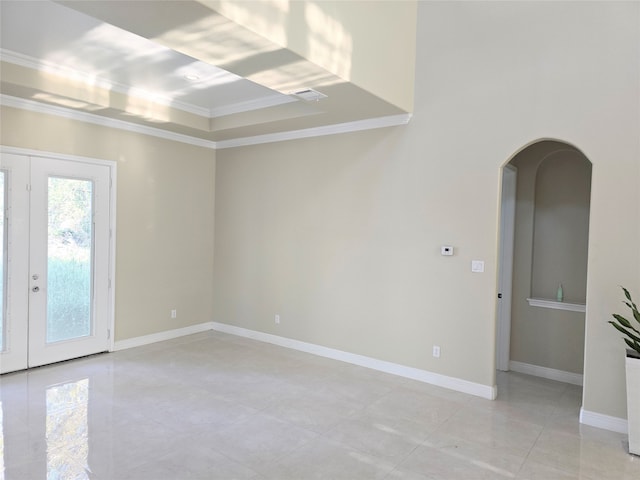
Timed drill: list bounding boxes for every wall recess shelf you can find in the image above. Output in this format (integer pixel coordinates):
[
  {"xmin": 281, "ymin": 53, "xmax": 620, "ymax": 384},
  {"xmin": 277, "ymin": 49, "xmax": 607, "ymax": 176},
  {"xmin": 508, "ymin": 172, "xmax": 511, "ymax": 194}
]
[{"xmin": 526, "ymin": 297, "xmax": 586, "ymax": 313}]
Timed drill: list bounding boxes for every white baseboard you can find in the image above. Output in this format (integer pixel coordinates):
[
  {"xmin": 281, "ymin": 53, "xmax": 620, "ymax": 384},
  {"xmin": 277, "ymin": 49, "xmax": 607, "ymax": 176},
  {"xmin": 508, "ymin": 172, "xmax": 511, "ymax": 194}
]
[
  {"xmin": 112, "ymin": 322, "xmax": 628, "ymax": 435},
  {"xmin": 211, "ymin": 322, "xmax": 497, "ymax": 400},
  {"xmin": 113, "ymin": 322, "xmax": 214, "ymax": 351},
  {"xmin": 509, "ymin": 360, "xmax": 584, "ymax": 386},
  {"xmin": 580, "ymin": 408, "xmax": 628, "ymax": 434}
]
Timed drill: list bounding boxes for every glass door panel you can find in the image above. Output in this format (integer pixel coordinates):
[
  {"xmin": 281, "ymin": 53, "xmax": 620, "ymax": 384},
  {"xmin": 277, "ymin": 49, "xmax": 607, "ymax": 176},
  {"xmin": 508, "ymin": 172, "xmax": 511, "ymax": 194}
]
[
  {"xmin": 47, "ymin": 177, "xmax": 93, "ymax": 343},
  {"xmin": 29, "ymin": 157, "xmax": 110, "ymax": 368}
]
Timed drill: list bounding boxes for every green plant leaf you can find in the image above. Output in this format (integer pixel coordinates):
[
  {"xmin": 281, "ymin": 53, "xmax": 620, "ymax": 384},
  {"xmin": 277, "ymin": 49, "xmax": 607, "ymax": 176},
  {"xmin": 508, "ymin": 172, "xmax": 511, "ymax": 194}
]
[
  {"xmin": 624, "ymin": 338, "xmax": 640, "ymax": 355},
  {"xmin": 609, "ymin": 320, "xmax": 640, "ymax": 343},
  {"xmin": 613, "ymin": 313, "xmax": 633, "ymax": 328},
  {"xmin": 610, "ymin": 288, "xmax": 640, "ymax": 353},
  {"xmin": 624, "ymin": 301, "xmax": 640, "ymax": 320},
  {"xmin": 612, "ymin": 314, "xmax": 640, "ymax": 336}
]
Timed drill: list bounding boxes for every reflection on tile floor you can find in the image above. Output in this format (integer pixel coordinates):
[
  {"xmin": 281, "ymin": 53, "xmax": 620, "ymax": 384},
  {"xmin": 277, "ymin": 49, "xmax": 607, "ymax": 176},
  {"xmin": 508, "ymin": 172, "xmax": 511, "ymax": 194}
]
[{"xmin": 1, "ymin": 331, "xmax": 638, "ymax": 479}]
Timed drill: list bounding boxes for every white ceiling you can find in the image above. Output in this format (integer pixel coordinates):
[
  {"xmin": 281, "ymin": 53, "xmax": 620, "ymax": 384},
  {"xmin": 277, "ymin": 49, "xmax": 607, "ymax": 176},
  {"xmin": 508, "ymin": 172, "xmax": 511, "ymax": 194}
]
[{"xmin": 0, "ymin": 0, "xmax": 410, "ymax": 146}]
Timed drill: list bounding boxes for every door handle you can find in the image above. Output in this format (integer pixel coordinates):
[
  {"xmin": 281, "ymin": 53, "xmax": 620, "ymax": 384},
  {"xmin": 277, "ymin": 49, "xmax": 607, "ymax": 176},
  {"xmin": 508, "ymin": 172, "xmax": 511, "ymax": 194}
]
[{"xmin": 32, "ymin": 286, "xmax": 40, "ymax": 293}]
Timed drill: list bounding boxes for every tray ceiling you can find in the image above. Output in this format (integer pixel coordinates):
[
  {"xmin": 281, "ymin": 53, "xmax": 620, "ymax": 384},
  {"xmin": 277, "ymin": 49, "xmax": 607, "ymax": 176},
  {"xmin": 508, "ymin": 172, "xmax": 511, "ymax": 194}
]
[{"xmin": 1, "ymin": 0, "xmax": 413, "ymax": 145}]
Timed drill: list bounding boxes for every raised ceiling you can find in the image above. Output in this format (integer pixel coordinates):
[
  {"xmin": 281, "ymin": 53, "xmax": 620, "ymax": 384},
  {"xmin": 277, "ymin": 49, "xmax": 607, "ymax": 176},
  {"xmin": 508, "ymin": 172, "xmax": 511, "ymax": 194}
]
[{"xmin": 0, "ymin": 0, "xmax": 416, "ymax": 147}]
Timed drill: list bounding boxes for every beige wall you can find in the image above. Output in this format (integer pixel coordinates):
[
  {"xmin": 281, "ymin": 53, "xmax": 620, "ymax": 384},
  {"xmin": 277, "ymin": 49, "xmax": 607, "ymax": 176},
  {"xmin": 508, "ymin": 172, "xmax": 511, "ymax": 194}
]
[
  {"xmin": 214, "ymin": 1, "xmax": 640, "ymax": 420},
  {"xmin": 510, "ymin": 142, "xmax": 591, "ymax": 375},
  {"xmin": 214, "ymin": 126, "xmax": 498, "ymax": 385},
  {"xmin": 0, "ymin": 106, "xmax": 216, "ymax": 341}
]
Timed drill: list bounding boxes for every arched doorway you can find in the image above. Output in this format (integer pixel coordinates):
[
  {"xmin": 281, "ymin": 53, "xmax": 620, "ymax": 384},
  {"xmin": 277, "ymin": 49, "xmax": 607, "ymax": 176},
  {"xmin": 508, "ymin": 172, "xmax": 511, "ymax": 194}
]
[{"xmin": 496, "ymin": 140, "xmax": 592, "ymax": 386}]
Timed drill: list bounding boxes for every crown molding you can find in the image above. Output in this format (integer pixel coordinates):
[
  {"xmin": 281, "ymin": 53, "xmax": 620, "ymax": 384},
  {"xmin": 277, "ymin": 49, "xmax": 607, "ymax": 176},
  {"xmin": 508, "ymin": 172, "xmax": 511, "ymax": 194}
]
[
  {"xmin": 1, "ymin": 94, "xmax": 218, "ymax": 150},
  {"xmin": 215, "ymin": 113, "xmax": 412, "ymax": 149},
  {"xmin": 2, "ymin": 94, "xmax": 412, "ymax": 150}
]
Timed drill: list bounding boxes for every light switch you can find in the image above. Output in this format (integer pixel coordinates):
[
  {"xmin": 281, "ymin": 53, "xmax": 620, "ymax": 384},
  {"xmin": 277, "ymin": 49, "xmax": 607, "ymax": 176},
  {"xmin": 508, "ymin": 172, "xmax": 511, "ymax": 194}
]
[{"xmin": 471, "ymin": 260, "xmax": 485, "ymax": 273}]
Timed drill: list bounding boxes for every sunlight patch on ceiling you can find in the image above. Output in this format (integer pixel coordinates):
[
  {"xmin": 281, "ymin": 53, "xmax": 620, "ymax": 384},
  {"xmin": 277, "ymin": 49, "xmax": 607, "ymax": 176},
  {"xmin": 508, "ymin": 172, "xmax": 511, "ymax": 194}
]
[
  {"xmin": 32, "ymin": 92, "xmax": 103, "ymax": 111},
  {"xmin": 253, "ymin": 58, "xmax": 337, "ymax": 94},
  {"xmin": 121, "ymin": 96, "xmax": 171, "ymax": 124},
  {"xmin": 304, "ymin": 2, "xmax": 352, "ymax": 82},
  {"xmin": 154, "ymin": 12, "xmax": 278, "ymax": 70},
  {"xmin": 31, "ymin": 63, "xmax": 111, "ymax": 111},
  {"xmin": 44, "ymin": 22, "xmax": 171, "ymax": 76},
  {"xmin": 200, "ymin": 0, "xmax": 290, "ymax": 48},
  {"xmin": 41, "ymin": 21, "xmax": 241, "ymax": 103}
]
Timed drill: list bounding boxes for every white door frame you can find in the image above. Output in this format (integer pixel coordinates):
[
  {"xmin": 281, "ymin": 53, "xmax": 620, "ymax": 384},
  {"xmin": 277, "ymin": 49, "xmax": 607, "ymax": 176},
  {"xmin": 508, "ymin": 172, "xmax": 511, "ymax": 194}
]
[
  {"xmin": 0, "ymin": 146, "xmax": 116, "ymax": 372},
  {"xmin": 0, "ymin": 153, "xmax": 30, "ymax": 373},
  {"xmin": 496, "ymin": 164, "xmax": 517, "ymax": 371}
]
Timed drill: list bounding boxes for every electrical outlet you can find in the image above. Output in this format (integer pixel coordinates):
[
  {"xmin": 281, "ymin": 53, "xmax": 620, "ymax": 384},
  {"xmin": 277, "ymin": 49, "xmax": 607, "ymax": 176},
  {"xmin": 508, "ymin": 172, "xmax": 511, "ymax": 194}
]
[
  {"xmin": 171, "ymin": 309, "xmax": 177, "ymax": 319},
  {"xmin": 275, "ymin": 314, "xmax": 280, "ymax": 324},
  {"xmin": 433, "ymin": 345, "xmax": 441, "ymax": 358},
  {"xmin": 471, "ymin": 260, "xmax": 485, "ymax": 273}
]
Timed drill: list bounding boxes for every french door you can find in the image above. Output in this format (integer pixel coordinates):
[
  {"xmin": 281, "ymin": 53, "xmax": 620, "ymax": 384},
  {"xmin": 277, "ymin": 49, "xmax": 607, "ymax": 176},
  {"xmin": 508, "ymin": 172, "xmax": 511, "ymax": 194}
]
[{"xmin": 1, "ymin": 151, "xmax": 113, "ymax": 373}]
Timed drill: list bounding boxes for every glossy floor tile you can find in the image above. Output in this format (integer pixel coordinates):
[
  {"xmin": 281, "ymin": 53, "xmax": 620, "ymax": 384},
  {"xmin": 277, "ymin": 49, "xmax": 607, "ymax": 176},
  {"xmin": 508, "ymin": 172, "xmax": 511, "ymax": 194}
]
[{"xmin": 1, "ymin": 331, "xmax": 638, "ymax": 479}]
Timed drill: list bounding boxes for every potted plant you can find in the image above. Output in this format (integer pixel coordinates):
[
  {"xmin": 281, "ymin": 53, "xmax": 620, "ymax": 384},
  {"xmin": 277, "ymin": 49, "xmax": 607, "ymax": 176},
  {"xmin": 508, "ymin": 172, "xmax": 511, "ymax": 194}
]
[{"xmin": 609, "ymin": 286, "xmax": 640, "ymax": 456}]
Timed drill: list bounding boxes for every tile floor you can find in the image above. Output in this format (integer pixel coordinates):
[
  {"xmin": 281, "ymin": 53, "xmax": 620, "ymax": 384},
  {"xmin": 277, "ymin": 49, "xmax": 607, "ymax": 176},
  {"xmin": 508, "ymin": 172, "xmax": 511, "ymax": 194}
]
[{"xmin": 1, "ymin": 331, "xmax": 638, "ymax": 479}]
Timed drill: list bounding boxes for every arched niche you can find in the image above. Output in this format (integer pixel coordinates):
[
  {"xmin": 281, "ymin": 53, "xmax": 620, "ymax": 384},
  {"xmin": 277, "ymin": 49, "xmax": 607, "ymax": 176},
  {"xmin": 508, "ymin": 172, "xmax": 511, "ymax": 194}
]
[{"xmin": 531, "ymin": 149, "xmax": 592, "ymax": 303}]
